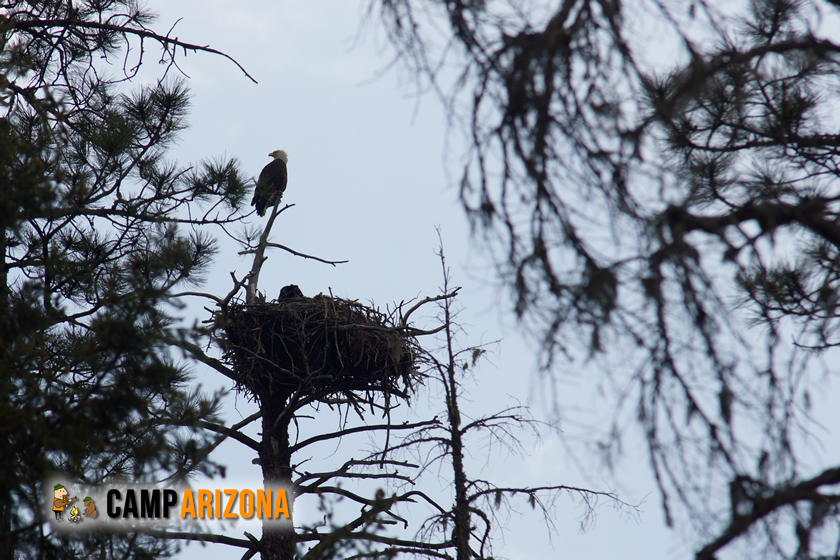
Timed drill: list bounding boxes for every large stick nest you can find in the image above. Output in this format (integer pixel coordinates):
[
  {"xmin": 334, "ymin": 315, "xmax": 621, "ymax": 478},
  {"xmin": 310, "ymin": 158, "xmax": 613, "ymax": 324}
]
[{"xmin": 222, "ymin": 294, "xmax": 420, "ymax": 404}]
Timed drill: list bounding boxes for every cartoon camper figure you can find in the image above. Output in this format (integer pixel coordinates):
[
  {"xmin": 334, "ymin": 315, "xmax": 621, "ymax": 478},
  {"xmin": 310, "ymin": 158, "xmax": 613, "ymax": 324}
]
[
  {"xmin": 83, "ymin": 496, "xmax": 97, "ymax": 518},
  {"xmin": 52, "ymin": 484, "xmax": 76, "ymax": 521}
]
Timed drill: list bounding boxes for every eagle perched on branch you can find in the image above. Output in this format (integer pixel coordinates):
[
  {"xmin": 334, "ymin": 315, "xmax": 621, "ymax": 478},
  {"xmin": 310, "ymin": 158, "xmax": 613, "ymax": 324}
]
[{"xmin": 251, "ymin": 150, "xmax": 288, "ymax": 216}]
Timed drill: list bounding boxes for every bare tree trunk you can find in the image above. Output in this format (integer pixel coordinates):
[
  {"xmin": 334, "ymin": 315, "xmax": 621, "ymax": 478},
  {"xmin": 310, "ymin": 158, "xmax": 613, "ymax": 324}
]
[
  {"xmin": 447, "ymin": 366, "xmax": 471, "ymax": 560},
  {"xmin": 259, "ymin": 397, "xmax": 295, "ymax": 560},
  {"xmin": 439, "ymin": 258, "xmax": 471, "ymax": 560}
]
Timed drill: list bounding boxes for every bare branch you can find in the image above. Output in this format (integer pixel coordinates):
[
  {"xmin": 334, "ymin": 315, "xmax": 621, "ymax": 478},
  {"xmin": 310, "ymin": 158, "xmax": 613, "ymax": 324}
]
[
  {"xmin": 171, "ymin": 291, "xmax": 223, "ymax": 304},
  {"xmin": 12, "ymin": 18, "xmax": 258, "ymax": 83},
  {"xmin": 291, "ymin": 420, "xmax": 439, "ymax": 453},
  {"xmin": 161, "ymin": 334, "xmax": 238, "ymax": 382},
  {"xmin": 400, "ymin": 289, "xmax": 461, "ymax": 327},
  {"xmin": 264, "ymin": 242, "xmax": 348, "ymax": 266},
  {"xmin": 141, "ymin": 528, "xmax": 259, "ymax": 551},
  {"xmin": 199, "ymin": 419, "xmax": 261, "ymax": 453}
]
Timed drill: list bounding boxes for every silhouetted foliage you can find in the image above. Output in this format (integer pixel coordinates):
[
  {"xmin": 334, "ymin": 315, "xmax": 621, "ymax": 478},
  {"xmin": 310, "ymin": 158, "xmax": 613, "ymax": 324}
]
[
  {"xmin": 1, "ymin": 1, "xmax": 251, "ymax": 557},
  {"xmin": 374, "ymin": 0, "xmax": 840, "ymax": 558}
]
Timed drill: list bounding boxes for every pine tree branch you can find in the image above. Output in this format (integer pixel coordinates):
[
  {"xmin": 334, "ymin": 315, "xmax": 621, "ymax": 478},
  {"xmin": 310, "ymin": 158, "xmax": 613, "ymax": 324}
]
[
  {"xmin": 11, "ymin": 18, "xmax": 258, "ymax": 83},
  {"xmin": 696, "ymin": 468, "xmax": 840, "ymax": 560}
]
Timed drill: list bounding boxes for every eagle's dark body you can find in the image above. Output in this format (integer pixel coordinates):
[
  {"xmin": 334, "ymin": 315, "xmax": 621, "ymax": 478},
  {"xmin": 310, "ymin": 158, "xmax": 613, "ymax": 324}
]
[
  {"xmin": 277, "ymin": 284, "xmax": 304, "ymax": 300},
  {"xmin": 251, "ymin": 150, "xmax": 288, "ymax": 217}
]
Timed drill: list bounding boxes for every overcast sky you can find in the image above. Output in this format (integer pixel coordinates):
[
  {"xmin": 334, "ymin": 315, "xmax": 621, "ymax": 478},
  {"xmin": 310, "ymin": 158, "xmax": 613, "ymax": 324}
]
[{"xmin": 130, "ymin": 2, "xmax": 708, "ymax": 558}]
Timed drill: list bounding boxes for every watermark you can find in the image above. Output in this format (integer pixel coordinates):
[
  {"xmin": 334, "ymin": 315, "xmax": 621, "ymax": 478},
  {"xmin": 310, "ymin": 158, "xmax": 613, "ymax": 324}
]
[{"xmin": 46, "ymin": 476, "xmax": 290, "ymax": 531}]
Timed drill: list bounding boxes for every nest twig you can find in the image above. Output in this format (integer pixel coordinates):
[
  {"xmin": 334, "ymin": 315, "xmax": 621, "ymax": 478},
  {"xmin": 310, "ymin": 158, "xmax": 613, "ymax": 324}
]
[{"xmin": 222, "ymin": 294, "xmax": 420, "ymax": 406}]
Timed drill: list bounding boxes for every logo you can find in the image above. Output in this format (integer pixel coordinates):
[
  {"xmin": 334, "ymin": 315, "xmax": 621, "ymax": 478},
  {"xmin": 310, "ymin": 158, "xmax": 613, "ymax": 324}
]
[{"xmin": 47, "ymin": 477, "xmax": 290, "ymax": 531}]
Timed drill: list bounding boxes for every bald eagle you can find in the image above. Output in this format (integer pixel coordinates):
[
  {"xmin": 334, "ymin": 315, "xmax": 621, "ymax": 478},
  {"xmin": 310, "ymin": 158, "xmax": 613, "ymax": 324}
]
[
  {"xmin": 251, "ymin": 150, "xmax": 288, "ymax": 217},
  {"xmin": 277, "ymin": 284, "xmax": 304, "ymax": 300}
]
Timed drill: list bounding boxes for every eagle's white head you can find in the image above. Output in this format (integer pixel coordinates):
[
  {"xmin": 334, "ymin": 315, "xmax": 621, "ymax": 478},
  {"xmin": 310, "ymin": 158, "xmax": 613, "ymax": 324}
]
[{"xmin": 268, "ymin": 150, "xmax": 289, "ymax": 163}]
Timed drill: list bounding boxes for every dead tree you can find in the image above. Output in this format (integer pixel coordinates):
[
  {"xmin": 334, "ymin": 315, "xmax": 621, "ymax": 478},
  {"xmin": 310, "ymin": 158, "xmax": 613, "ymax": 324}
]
[
  {"xmin": 172, "ymin": 201, "xmax": 631, "ymax": 559},
  {"xmin": 172, "ymin": 196, "xmax": 439, "ymax": 559}
]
